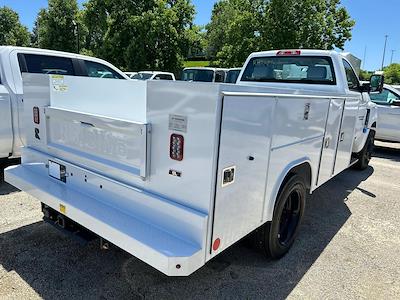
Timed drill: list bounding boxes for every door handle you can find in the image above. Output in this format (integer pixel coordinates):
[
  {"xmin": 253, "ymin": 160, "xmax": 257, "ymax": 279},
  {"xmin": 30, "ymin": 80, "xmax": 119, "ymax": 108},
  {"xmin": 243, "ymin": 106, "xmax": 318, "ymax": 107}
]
[
  {"xmin": 340, "ymin": 132, "xmax": 345, "ymax": 142},
  {"xmin": 324, "ymin": 137, "xmax": 330, "ymax": 148},
  {"xmin": 80, "ymin": 121, "xmax": 95, "ymax": 128}
]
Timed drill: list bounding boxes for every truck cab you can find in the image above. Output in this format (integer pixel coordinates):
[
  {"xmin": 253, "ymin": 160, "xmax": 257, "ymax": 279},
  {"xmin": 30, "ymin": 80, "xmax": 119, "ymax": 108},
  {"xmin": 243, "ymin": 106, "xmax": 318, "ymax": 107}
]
[{"xmin": 0, "ymin": 46, "xmax": 128, "ymax": 163}]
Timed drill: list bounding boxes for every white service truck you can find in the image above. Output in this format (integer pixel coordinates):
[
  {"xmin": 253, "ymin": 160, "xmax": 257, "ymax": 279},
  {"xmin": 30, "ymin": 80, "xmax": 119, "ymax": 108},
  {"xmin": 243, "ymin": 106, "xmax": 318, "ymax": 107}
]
[
  {"xmin": 0, "ymin": 46, "xmax": 128, "ymax": 164},
  {"xmin": 5, "ymin": 50, "xmax": 382, "ymax": 276}
]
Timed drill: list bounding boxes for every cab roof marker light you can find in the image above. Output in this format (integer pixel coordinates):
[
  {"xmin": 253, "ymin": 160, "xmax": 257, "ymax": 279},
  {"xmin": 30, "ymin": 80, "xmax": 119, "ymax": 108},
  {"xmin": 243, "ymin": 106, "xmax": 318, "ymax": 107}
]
[{"xmin": 277, "ymin": 50, "xmax": 301, "ymax": 56}]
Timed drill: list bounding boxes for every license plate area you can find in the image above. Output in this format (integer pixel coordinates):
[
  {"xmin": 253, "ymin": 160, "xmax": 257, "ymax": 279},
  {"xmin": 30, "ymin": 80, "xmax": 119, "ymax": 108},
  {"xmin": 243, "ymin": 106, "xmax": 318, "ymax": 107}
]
[{"xmin": 49, "ymin": 160, "xmax": 67, "ymax": 182}]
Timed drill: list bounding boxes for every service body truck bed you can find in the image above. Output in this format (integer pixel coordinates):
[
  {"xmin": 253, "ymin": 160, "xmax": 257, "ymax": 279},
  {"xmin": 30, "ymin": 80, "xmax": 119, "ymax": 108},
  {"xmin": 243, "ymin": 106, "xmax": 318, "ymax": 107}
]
[{"xmin": 5, "ymin": 50, "xmax": 378, "ymax": 276}]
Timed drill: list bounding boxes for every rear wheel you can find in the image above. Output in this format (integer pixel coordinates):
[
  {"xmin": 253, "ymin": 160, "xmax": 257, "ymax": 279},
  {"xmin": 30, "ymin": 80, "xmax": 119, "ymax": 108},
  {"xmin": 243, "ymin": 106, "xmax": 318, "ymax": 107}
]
[
  {"xmin": 256, "ymin": 175, "xmax": 306, "ymax": 259},
  {"xmin": 354, "ymin": 130, "xmax": 375, "ymax": 170}
]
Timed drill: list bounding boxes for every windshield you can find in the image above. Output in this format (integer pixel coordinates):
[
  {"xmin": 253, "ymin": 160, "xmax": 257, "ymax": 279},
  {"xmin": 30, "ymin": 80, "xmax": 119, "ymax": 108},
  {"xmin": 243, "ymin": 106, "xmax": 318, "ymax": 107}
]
[
  {"xmin": 225, "ymin": 70, "xmax": 241, "ymax": 83},
  {"xmin": 132, "ymin": 73, "xmax": 153, "ymax": 80},
  {"xmin": 182, "ymin": 69, "xmax": 214, "ymax": 82},
  {"xmin": 241, "ymin": 56, "xmax": 335, "ymax": 85}
]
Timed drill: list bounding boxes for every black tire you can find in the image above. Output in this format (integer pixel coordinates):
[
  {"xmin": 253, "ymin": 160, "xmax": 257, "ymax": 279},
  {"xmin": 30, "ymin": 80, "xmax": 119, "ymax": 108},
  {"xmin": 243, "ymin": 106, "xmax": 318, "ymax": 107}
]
[
  {"xmin": 354, "ymin": 130, "xmax": 375, "ymax": 170},
  {"xmin": 256, "ymin": 175, "xmax": 306, "ymax": 259}
]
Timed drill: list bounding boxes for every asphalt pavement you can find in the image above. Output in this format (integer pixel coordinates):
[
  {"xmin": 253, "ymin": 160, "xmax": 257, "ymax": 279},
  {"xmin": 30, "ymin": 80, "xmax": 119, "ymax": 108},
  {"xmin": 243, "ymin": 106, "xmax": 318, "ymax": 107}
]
[{"xmin": 0, "ymin": 141, "xmax": 399, "ymax": 299}]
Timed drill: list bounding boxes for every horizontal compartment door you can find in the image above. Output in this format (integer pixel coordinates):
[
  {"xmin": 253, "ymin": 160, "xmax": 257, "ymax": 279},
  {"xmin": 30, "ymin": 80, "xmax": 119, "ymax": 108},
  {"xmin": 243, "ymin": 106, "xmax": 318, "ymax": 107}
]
[{"xmin": 44, "ymin": 107, "xmax": 149, "ymax": 178}]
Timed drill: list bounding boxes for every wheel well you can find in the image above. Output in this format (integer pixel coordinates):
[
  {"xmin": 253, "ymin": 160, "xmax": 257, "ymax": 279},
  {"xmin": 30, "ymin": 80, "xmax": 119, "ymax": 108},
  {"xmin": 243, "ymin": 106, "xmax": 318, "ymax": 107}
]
[{"xmin": 278, "ymin": 163, "xmax": 312, "ymax": 197}]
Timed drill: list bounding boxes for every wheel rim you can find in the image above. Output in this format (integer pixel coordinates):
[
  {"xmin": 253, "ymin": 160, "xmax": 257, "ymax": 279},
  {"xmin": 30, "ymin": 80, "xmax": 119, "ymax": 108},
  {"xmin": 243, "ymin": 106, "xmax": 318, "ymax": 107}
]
[{"xmin": 278, "ymin": 189, "xmax": 302, "ymax": 246}]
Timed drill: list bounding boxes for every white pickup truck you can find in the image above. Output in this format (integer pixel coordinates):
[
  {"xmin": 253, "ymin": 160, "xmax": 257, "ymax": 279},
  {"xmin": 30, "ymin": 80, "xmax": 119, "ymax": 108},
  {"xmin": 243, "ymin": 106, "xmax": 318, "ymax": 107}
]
[
  {"xmin": 5, "ymin": 49, "xmax": 382, "ymax": 276},
  {"xmin": 0, "ymin": 46, "xmax": 128, "ymax": 164}
]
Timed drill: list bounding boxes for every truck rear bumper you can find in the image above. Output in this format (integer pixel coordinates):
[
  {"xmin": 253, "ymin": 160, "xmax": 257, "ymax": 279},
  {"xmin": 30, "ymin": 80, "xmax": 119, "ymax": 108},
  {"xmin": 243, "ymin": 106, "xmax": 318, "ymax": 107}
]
[{"xmin": 5, "ymin": 151, "xmax": 208, "ymax": 276}]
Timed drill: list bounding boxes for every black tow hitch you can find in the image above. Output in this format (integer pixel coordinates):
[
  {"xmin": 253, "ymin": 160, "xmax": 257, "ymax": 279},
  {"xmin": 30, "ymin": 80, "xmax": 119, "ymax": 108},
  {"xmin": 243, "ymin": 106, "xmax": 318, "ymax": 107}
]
[{"xmin": 41, "ymin": 203, "xmax": 96, "ymax": 245}]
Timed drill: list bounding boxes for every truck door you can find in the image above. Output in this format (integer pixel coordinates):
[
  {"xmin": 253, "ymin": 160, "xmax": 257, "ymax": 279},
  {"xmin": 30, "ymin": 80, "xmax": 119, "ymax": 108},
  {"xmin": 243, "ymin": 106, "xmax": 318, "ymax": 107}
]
[
  {"xmin": 317, "ymin": 98, "xmax": 344, "ymax": 186},
  {"xmin": 211, "ymin": 94, "xmax": 275, "ymax": 254},
  {"xmin": 0, "ymin": 81, "xmax": 13, "ymax": 158}
]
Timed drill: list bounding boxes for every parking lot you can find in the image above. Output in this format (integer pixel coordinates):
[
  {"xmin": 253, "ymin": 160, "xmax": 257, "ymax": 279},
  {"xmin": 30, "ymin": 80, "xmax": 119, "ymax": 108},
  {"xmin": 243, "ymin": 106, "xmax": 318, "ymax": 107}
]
[{"xmin": 0, "ymin": 141, "xmax": 399, "ymax": 299}]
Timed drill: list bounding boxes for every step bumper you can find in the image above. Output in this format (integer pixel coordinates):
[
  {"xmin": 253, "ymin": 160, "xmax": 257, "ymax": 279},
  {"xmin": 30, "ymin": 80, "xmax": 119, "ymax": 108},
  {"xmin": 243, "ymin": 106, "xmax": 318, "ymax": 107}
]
[{"xmin": 5, "ymin": 161, "xmax": 208, "ymax": 276}]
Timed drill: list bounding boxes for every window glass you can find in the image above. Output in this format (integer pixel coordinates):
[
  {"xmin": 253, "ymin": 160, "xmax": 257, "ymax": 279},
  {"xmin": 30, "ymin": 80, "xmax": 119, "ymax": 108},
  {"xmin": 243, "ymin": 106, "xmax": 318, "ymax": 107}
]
[
  {"xmin": 343, "ymin": 59, "xmax": 359, "ymax": 90},
  {"xmin": 182, "ymin": 69, "xmax": 214, "ymax": 82},
  {"xmin": 24, "ymin": 54, "xmax": 75, "ymax": 75},
  {"xmin": 370, "ymin": 89, "xmax": 400, "ymax": 105},
  {"xmin": 241, "ymin": 56, "xmax": 335, "ymax": 85},
  {"xmin": 154, "ymin": 74, "xmax": 174, "ymax": 80},
  {"xmin": 84, "ymin": 61, "xmax": 123, "ymax": 79},
  {"xmin": 131, "ymin": 73, "xmax": 153, "ymax": 80},
  {"xmin": 215, "ymin": 71, "xmax": 226, "ymax": 83},
  {"xmin": 225, "ymin": 70, "xmax": 241, "ymax": 83}
]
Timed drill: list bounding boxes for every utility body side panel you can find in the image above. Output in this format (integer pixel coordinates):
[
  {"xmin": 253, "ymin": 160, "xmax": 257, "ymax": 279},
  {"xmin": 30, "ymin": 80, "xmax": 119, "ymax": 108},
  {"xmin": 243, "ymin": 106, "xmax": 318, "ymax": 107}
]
[
  {"xmin": 0, "ymin": 85, "xmax": 13, "ymax": 157},
  {"xmin": 212, "ymin": 95, "xmax": 275, "ymax": 255},
  {"xmin": 318, "ymin": 99, "xmax": 344, "ymax": 186}
]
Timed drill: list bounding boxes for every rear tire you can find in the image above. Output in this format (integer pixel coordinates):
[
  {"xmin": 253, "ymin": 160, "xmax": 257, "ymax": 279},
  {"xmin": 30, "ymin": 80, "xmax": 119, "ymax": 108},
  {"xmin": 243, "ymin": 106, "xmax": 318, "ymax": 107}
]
[
  {"xmin": 256, "ymin": 175, "xmax": 306, "ymax": 259},
  {"xmin": 354, "ymin": 130, "xmax": 375, "ymax": 170}
]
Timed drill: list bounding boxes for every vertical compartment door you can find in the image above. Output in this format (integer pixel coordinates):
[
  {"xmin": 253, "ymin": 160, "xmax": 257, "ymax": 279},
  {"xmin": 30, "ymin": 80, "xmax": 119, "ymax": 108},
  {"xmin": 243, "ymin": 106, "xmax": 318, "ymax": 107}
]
[
  {"xmin": 334, "ymin": 98, "xmax": 358, "ymax": 175},
  {"xmin": 211, "ymin": 95, "xmax": 275, "ymax": 254},
  {"xmin": 317, "ymin": 99, "xmax": 344, "ymax": 186},
  {"xmin": 0, "ymin": 88, "xmax": 12, "ymax": 157}
]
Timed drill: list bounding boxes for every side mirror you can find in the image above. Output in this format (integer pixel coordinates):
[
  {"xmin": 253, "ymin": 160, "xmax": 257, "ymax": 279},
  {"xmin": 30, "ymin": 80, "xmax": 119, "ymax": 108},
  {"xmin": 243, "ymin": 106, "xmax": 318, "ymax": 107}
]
[
  {"xmin": 370, "ymin": 74, "xmax": 384, "ymax": 93},
  {"xmin": 359, "ymin": 82, "xmax": 371, "ymax": 93}
]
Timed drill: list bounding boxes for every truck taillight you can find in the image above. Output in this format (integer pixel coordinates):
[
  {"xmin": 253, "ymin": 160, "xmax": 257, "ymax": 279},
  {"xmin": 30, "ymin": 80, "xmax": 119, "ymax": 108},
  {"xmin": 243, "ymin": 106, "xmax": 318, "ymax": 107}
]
[
  {"xmin": 33, "ymin": 106, "xmax": 40, "ymax": 124},
  {"xmin": 170, "ymin": 134, "xmax": 184, "ymax": 161},
  {"xmin": 277, "ymin": 50, "xmax": 301, "ymax": 56}
]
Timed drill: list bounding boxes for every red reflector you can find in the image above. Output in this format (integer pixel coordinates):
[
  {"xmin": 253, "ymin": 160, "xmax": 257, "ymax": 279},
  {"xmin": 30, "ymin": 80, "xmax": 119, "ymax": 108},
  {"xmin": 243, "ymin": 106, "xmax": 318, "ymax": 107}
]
[
  {"xmin": 277, "ymin": 50, "xmax": 301, "ymax": 56},
  {"xmin": 213, "ymin": 238, "xmax": 221, "ymax": 251},
  {"xmin": 33, "ymin": 106, "xmax": 40, "ymax": 124},
  {"xmin": 170, "ymin": 134, "xmax": 184, "ymax": 161}
]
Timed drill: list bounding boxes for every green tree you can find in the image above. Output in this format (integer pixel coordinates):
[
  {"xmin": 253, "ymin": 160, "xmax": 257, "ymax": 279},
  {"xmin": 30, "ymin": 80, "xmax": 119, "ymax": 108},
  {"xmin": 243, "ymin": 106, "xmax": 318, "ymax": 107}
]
[
  {"xmin": 206, "ymin": 0, "xmax": 355, "ymax": 67},
  {"xmin": 359, "ymin": 69, "xmax": 373, "ymax": 81},
  {"xmin": 82, "ymin": 0, "xmax": 195, "ymax": 73},
  {"xmin": 33, "ymin": 0, "xmax": 82, "ymax": 53},
  {"xmin": 0, "ymin": 6, "xmax": 30, "ymax": 46},
  {"xmin": 264, "ymin": 0, "xmax": 355, "ymax": 50},
  {"xmin": 206, "ymin": 0, "xmax": 265, "ymax": 67},
  {"xmin": 383, "ymin": 64, "xmax": 400, "ymax": 85}
]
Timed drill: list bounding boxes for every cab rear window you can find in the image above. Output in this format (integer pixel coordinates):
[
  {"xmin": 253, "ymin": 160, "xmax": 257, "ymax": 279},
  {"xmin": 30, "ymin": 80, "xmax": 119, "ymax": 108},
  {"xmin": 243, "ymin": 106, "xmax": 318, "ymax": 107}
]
[{"xmin": 241, "ymin": 56, "xmax": 336, "ymax": 85}]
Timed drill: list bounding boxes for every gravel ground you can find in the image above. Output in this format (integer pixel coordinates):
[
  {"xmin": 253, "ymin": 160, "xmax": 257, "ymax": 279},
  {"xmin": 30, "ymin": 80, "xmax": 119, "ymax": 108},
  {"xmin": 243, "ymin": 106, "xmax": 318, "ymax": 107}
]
[{"xmin": 0, "ymin": 141, "xmax": 399, "ymax": 299}]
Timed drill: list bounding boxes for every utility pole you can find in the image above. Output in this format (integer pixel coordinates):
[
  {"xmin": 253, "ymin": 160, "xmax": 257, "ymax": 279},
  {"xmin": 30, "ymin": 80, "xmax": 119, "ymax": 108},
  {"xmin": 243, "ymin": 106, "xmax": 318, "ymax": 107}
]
[
  {"xmin": 381, "ymin": 35, "xmax": 388, "ymax": 70},
  {"xmin": 72, "ymin": 20, "xmax": 80, "ymax": 54},
  {"xmin": 390, "ymin": 50, "xmax": 395, "ymax": 65}
]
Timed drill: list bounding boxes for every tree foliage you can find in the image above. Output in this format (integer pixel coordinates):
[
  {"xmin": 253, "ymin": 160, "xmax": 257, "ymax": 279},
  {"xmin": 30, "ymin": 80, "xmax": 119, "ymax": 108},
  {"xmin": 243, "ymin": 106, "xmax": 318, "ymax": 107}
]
[
  {"xmin": 0, "ymin": 6, "xmax": 30, "ymax": 46},
  {"xmin": 82, "ymin": 0, "xmax": 195, "ymax": 72},
  {"xmin": 383, "ymin": 64, "xmax": 400, "ymax": 85},
  {"xmin": 206, "ymin": 0, "xmax": 355, "ymax": 67},
  {"xmin": 32, "ymin": 0, "xmax": 82, "ymax": 53}
]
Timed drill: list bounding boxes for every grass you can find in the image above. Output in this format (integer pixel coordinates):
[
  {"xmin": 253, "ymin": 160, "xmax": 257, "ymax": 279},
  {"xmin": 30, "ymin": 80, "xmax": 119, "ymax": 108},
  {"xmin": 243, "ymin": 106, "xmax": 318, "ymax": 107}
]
[{"xmin": 183, "ymin": 61, "xmax": 211, "ymax": 68}]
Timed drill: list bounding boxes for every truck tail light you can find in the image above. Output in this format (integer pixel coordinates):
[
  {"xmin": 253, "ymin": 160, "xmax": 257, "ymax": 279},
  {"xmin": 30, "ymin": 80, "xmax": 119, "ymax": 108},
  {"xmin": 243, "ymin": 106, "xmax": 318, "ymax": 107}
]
[
  {"xmin": 33, "ymin": 106, "xmax": 40, "ymax": 124},
  {"xmin": 277, "ymin": 50, "xmax": 301, "ymax": 56},
  {"xmin": 170, "ymin": 134, "xmax": 184, "ymax": 161}
]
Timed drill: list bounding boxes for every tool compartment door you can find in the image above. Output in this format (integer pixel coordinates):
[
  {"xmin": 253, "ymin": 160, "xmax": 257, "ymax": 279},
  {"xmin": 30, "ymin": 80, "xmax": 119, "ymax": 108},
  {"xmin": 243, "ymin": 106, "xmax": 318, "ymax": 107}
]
[
  {"xmin": 211, "ymin": 95, "xmax": 274, "ymax": 253},
  {"xmin": 317, "ymin": 98, "xmax": 344, "ymax": 186},
  {"xmin": 334, "ymin": 98, "xmax": 358, "ymax": 175},
  {"xmin": 0, "ymin": 85, "xmax": 12, "ymax": 157}
]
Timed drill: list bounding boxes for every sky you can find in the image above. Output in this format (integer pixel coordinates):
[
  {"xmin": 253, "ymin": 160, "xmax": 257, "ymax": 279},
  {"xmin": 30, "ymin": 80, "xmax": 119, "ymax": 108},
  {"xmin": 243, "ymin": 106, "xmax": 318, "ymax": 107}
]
[{"xmin": 1, "ymin": 0, "xmax": 398, "ymax": 71}]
